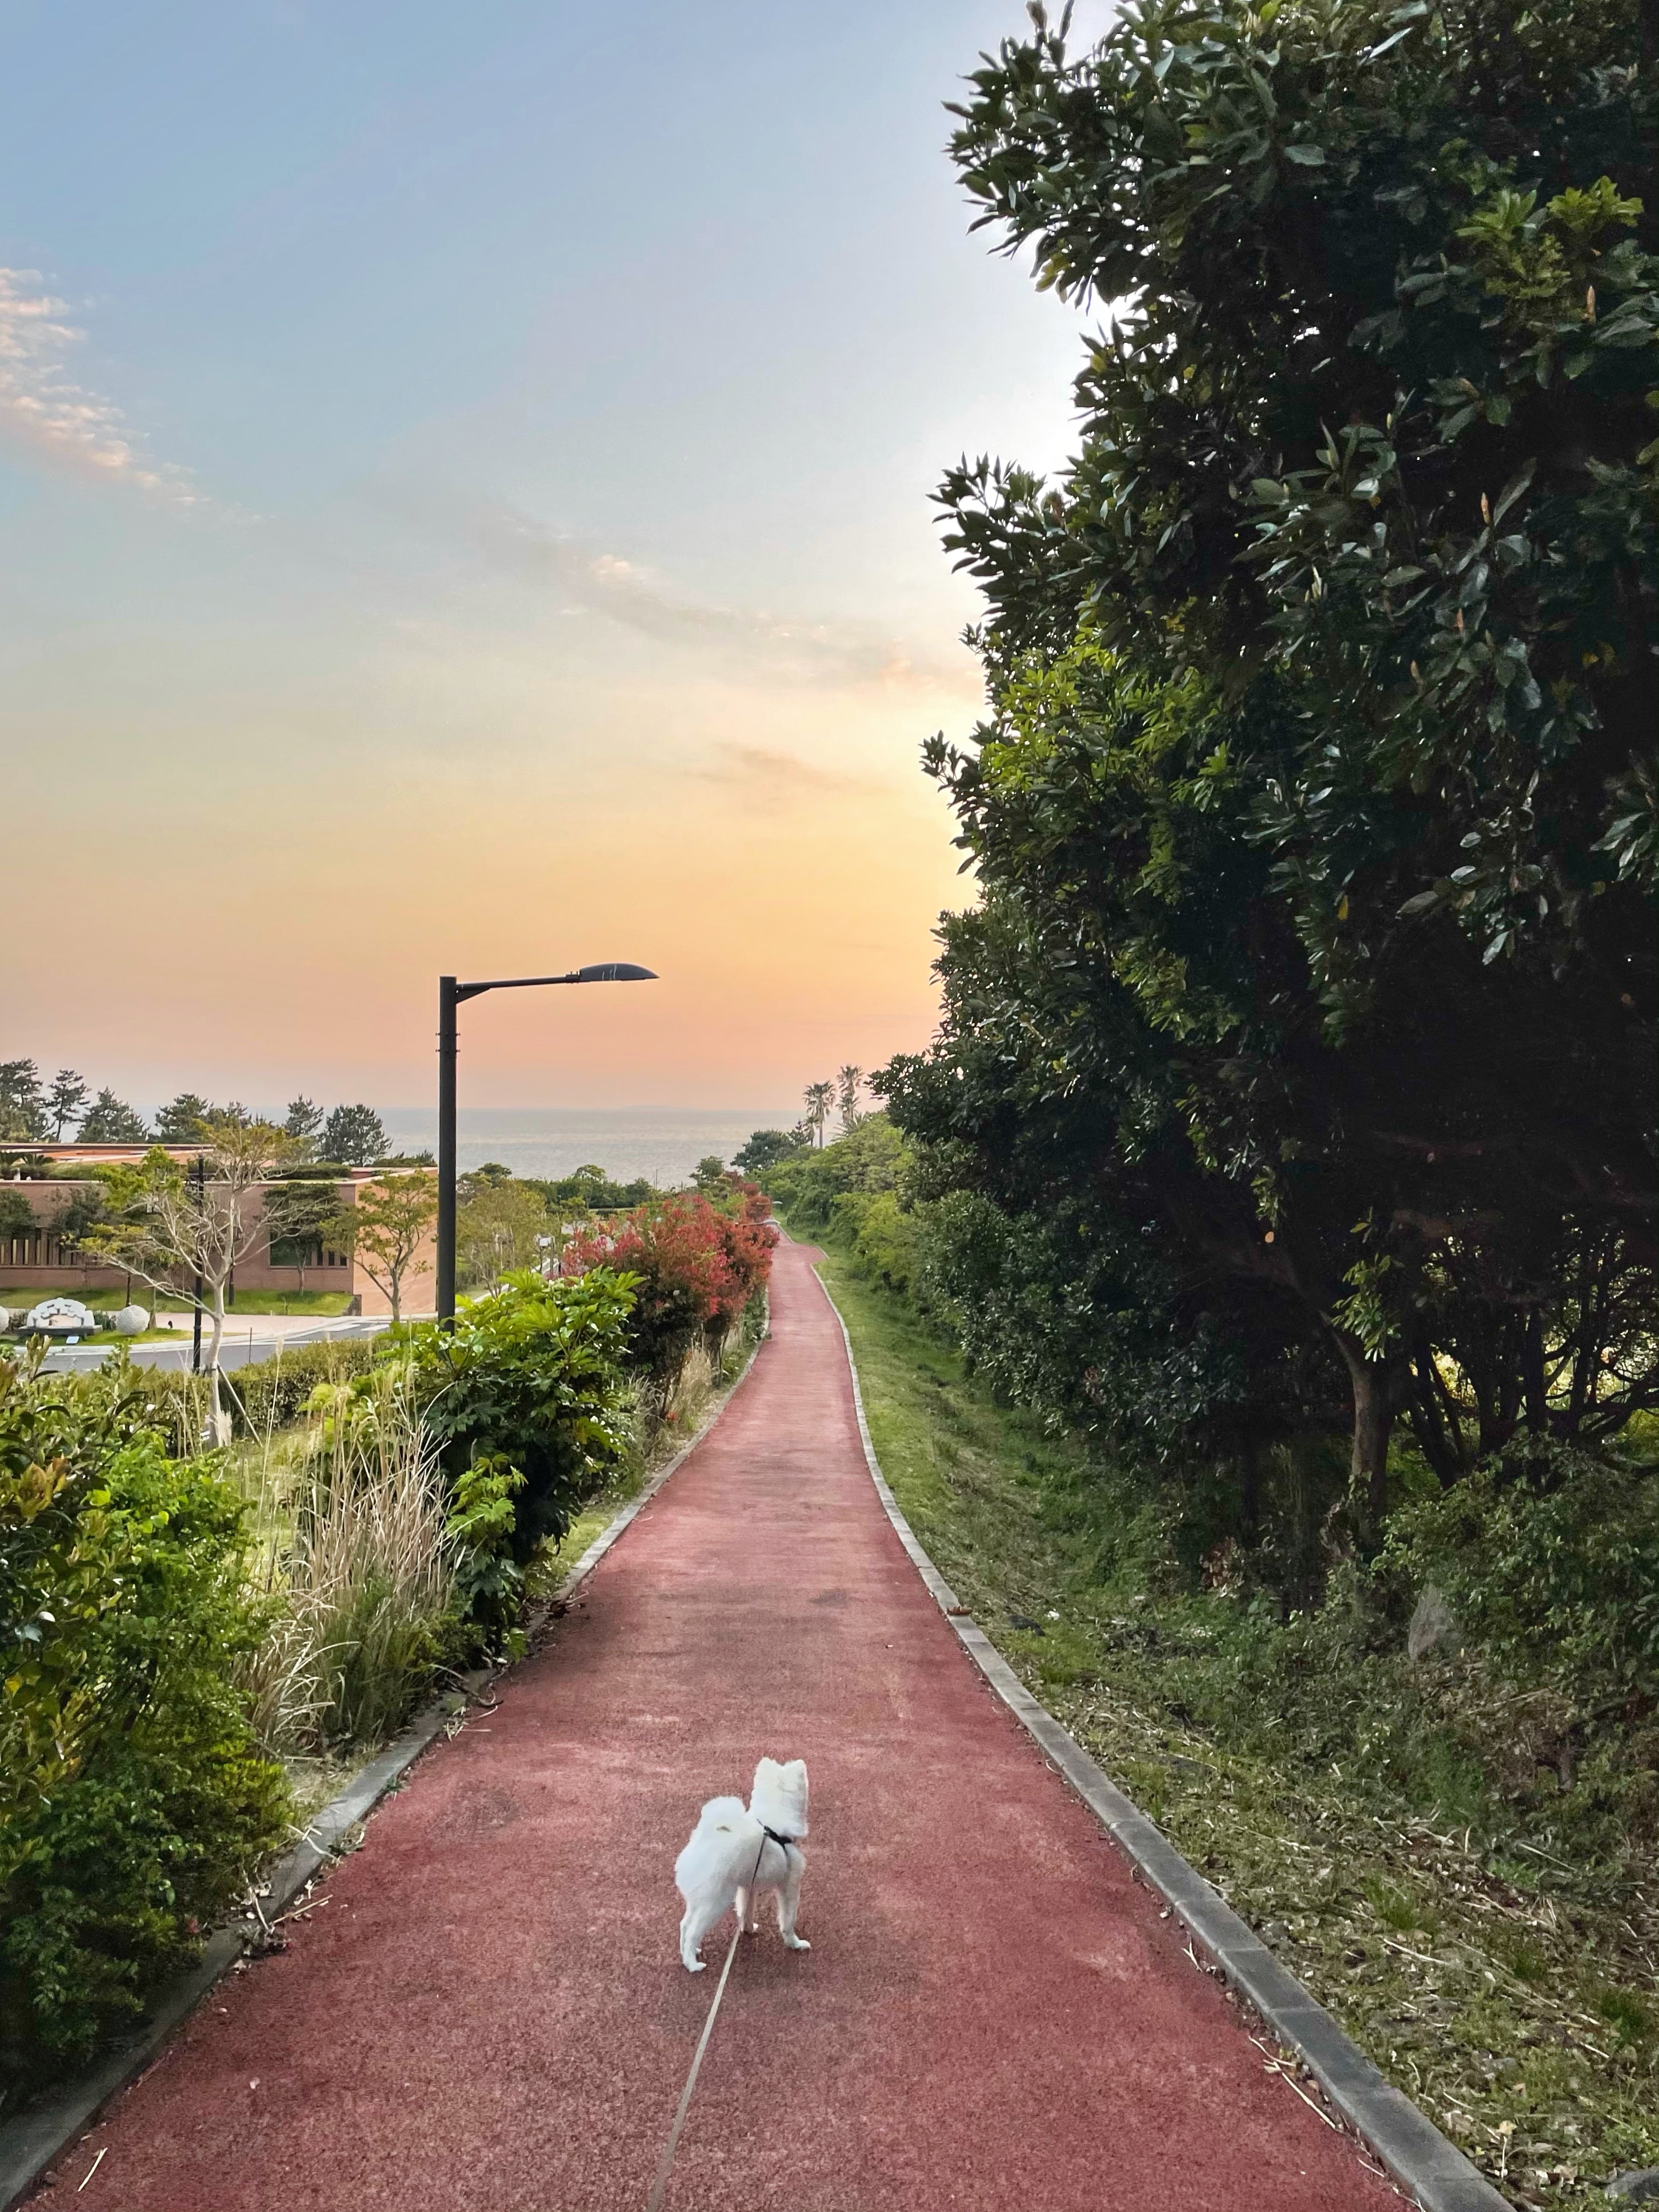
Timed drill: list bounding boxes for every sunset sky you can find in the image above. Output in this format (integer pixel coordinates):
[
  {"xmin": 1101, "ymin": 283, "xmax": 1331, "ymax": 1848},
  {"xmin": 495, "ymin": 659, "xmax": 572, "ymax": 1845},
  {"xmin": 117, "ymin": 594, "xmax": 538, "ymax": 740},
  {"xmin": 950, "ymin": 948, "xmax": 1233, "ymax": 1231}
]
[{"xmin": 3, "ymin": 1, "xmax": 1095, "ymax": 1114}]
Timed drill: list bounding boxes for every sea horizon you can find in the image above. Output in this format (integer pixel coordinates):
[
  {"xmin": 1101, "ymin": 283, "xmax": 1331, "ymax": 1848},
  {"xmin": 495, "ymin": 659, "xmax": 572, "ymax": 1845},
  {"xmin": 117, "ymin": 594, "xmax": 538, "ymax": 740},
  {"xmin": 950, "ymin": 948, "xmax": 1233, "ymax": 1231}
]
[{"xmin": 376, "ymin": 1107, "xmax": 798, "ymax": 1187}]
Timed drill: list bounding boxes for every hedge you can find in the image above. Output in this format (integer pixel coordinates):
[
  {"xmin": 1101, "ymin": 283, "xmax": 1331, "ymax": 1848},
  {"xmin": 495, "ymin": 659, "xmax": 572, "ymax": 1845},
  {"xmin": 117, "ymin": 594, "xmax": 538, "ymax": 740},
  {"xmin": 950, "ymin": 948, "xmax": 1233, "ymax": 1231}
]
[
  {"xmin": 1, "ymin": 1359, "xmax": 289, "ymax": 2088},
  {"xmin": 93, "ymin": 1335, "xmax": 380, "ymax": 1456}
]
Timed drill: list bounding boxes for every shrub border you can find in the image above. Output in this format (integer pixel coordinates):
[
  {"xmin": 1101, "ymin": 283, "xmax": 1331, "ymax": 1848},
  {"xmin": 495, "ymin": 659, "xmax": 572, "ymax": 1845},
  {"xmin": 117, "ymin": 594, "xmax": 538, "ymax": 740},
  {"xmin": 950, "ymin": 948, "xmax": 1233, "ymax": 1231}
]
[
  {"xmin": 816, "ymin": 1267, "xmax": 1511, "ymax": 2212},
  {"xmin": 0, "ymin": 1312, "xmax": 769, "ymax": 2211}
]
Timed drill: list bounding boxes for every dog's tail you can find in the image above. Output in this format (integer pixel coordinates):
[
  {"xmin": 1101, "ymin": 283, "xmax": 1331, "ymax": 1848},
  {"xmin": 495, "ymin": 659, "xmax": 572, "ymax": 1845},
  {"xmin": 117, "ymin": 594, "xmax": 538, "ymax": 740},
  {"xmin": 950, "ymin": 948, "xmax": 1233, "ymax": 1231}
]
[{"xmin": 674, "ymin": 1796, "xmax": 761, "ymax": 1899}]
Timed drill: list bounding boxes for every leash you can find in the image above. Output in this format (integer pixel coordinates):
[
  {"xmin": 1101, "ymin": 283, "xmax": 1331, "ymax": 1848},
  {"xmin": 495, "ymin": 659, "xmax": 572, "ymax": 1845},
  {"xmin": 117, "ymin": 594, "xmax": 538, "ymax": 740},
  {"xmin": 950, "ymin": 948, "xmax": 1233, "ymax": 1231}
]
[{"xmin": 645, "ymin": 1828, "xmax": 777, "ymax": 2212}]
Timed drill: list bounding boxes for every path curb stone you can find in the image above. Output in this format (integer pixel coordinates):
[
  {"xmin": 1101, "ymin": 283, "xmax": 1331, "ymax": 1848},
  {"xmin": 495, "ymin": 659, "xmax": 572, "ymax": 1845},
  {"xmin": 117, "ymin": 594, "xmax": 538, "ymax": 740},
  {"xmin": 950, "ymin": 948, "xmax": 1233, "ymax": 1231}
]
[
  {"xmin": 816, "ymin": 1271, "xmax": 1511, "ymax": 2212},
  {"xmin": 0, "ymin": 1321, "xmax": 766, "ymax": 2212}
]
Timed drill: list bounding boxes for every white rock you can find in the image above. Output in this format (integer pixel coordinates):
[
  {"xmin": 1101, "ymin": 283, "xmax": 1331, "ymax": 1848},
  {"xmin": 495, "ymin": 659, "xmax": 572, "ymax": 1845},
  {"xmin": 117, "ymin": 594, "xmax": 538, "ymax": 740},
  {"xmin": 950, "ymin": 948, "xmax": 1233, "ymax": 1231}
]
[
  {"xmin": 1408, "ymin": 1583, "xmax": 1461, "ymax": 1663},
  {"xmin": 113, "ymin": 1304, "xmax": 151, "ymax": 1335}
]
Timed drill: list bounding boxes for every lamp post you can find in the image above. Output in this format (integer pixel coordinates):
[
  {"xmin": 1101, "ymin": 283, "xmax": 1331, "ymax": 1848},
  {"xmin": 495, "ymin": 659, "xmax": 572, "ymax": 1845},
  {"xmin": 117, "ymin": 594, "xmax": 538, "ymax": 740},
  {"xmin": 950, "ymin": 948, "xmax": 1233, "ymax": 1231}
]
[
  {"xmin": 191, "ymin": 1152, "xmax": 206, "ymax": 1374},
  {"xmin": 437, "ymin": 963, "xmax": 657, "ymax": 1324}
]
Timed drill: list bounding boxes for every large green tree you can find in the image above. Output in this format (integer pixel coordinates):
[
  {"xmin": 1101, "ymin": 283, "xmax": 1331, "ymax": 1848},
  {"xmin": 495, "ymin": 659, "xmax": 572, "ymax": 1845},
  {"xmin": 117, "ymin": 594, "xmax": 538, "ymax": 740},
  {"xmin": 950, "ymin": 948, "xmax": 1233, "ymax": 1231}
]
[
  {"xmin": 44, "ymin": 1071, "xmax": 87, "ymax": 1141},
  {"xmin": 0, "ymin": 1062, "xmax": 47, "ymax": 1144},
  {"xmin": 77, "ymin": 1091, "xmax": 150, "ymax": 1144},
  {"xmin": 942, "ymin": 0, "xmax": 1654, "ymax": 999},
  {"xmin": 321, "ymin": 1103, "xmax": 388, "ymax": 1167},
  {"xmin": 153, "ymin": 1094, "xmax": 215, "ymax": 1142},
  {"xmin": 883, "ymin": 0, "xmax": 1656, "ymax": 1518},
  {"xmin": 328, "ymin": 1172, "xmax": 438, "ymax": 1323},
  {"xmin": 259, "ymin": 1175, "xmax": 344, "ymax": 1292}
]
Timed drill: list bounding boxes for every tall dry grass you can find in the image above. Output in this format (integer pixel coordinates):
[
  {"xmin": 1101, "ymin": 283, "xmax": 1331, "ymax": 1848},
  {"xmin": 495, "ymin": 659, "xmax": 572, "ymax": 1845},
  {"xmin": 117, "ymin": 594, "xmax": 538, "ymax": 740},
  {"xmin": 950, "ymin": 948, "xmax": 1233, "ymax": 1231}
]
[{"xmin": 238, "ymin": 1365, "xmax": 454, "ymax": 1753}]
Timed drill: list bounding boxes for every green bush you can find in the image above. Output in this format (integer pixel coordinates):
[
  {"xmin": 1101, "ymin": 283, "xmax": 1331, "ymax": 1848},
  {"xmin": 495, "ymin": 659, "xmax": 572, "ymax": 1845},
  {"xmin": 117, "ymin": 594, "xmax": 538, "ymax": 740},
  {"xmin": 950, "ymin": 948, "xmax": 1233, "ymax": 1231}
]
[
  {"xmin": 226, "ymin": 1336, "xmax": 378, "ymax": 1436},
  {"xmin": 444, "ymin": 1453, "xmax": 527, "ymax": 1651},
  {"xmin": 1062, "ymin": 1437, "xmax": 1659, "ymax": 1861},
  {"xmin": 0, "ymin": 1353, "xmax": 288, "ymax": 2086},
  {"xmin": 1380, "ymin": 1438, "xmax": 1659, "ymax": 1723},
  {"xmin": 69, "ymin": 1337, "xmax": 380, "ymax": 1457},
  {"xmin": 762, "ymin": 1115, "xmax": 908, "ymax": 1234},
  {"xmin": 832, "ymin": 1188, "xmax": 923, "ymax": 1295},
  {"xmin": 399, "ymin": 1269, "xmax": 635, "ymax": 1553}
]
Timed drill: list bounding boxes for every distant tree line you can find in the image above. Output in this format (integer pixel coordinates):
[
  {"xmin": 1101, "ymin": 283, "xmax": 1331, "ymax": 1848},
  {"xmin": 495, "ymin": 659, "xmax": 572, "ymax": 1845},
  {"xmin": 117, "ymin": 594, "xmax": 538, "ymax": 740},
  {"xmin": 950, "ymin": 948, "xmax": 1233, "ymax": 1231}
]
[{"xmin": 0, "ymin": 1061, "xmax": 397, "ymax": 1166}]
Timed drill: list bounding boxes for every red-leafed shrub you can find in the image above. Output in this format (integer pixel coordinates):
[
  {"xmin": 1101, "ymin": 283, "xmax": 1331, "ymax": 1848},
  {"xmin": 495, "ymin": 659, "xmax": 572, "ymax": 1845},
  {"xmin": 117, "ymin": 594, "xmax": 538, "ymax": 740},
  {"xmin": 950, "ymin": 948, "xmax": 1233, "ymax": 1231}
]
[{"xmin": 563, "ymin": 1187, "xmax": 776, "ymax": 1380}]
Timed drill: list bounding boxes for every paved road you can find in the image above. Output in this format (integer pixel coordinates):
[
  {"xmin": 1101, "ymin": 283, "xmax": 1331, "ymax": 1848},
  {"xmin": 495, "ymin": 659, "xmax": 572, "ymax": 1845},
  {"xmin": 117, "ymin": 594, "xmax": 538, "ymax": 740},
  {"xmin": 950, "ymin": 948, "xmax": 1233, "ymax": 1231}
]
[
  {"xmin": 35, "ymin": 1239, "xmax": 1399, "ymax": 2210},
  {"xmin": 36, "ymin": 1314, "xmax": 394, "ymax": 1375}
]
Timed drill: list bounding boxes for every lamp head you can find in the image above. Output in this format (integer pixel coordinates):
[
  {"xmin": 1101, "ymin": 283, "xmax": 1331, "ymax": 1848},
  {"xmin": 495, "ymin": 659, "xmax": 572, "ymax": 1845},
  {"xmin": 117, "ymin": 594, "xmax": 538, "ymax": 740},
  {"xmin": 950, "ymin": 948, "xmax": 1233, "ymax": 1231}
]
[{"xmin": 576, "ymin": 963, "xmax": 658, "ymax": 983}]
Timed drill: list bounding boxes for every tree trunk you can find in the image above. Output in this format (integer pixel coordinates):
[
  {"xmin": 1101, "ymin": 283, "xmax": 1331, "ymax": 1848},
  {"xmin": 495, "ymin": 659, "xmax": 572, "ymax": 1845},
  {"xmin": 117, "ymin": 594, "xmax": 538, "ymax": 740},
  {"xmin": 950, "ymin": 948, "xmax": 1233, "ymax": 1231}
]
[
  {"xmin": 206, "ymin": 1288, "xmax": 231, "ymax": 1447},
  {"xmin": 1334, "ymin": 1332, "xmax": 1394, "ymax": 1545},
  {"xmin": 1521, "ymin": 1308, "xmax": 1548, "ymax": 1433}
]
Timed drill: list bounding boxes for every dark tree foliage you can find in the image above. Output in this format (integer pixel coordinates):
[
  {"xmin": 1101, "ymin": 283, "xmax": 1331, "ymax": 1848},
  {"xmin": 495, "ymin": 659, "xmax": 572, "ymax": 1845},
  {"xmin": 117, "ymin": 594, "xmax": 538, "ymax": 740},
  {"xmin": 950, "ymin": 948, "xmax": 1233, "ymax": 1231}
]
[
  {"xmin": 260, "ymin": 1176, "xmax": 341, "ymax": 1268},
  {"xmin": 0, "ymin": 1061, "xmax": 48, "ymax": 1143},
  {"xmin": 942, "ymin": 0, "xmax": 1655, "ymax": 1005},
  {"xmin": 153, "ymin": 1093, "xmax": 214, "ymax": 1142},
  {"xmin": 283, "ymin": 1096, "xmax": 325, "ymax": 1153},
  {"xmin": 320, "ymin": 1103, "xmax": 388, "ymax": 1167},
  {"xmin": 44, "ymin": 1071, "xmax": 87, "ymax": 1141},
  {"xmin": 76, "ymin": 1089, "xmax": 150, "ymax": 1144},
  {"xmin": 733, "ymin": 1128, "xmax": 805, "ymax": 1175},
  {"xmin": 882, "ymin": 0, "xmax": 1656, "ymax": 1525}
]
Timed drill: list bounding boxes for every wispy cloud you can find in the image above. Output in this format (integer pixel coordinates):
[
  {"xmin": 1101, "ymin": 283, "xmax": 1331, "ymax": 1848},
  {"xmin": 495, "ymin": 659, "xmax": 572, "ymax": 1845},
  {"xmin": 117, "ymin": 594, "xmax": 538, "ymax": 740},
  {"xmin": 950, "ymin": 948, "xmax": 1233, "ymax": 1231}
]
[
  {"xmin": 691, "ymin": 741, "xmax": 871, "ymax": 812},
  {"xmin": 473, "ymin": 502, "xmax": 937, "ymax": 687},
  {"xmin": 0, "ymin": 269, "xmax": 194, "ymax": 501},
  {"xmin": 379, "ymin": 490, "xmax": 969, "ymax": 695}
]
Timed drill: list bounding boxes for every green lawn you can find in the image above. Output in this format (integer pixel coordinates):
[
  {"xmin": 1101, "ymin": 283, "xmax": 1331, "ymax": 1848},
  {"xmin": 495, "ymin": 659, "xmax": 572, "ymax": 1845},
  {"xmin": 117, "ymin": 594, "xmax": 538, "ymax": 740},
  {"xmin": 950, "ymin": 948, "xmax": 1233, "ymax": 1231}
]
[
  {"xmin": 809, "ymin": 1241, "xmax": 1657, "ymax": 2212},
  {"xmin": 229, "ymin": 1289, "xmax": 355, "ymax": 1317},
  {"xmin": 0, "ymin": 1284, "xmax": 180, "ymax": 1311},
  {"xmin": 0, "ymin": 1286, "xmax": 354, "ymax": 1321}
]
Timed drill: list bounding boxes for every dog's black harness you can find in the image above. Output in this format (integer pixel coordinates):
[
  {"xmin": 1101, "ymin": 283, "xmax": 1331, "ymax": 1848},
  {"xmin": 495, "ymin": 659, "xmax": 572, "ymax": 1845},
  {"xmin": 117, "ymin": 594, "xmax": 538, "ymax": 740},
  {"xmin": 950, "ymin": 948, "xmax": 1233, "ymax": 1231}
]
[{"xmin": 761, "ymin": 1825, "xmax": 799, "ymax": 1852}]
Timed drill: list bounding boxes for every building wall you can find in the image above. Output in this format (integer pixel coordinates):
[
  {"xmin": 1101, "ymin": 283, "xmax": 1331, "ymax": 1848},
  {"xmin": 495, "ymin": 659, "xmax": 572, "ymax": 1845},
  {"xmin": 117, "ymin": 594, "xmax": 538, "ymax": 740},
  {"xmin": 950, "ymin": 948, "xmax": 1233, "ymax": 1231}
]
[{"xmin": 0, "ymin": 1170, "xmax": 438, "ymax": 1317}]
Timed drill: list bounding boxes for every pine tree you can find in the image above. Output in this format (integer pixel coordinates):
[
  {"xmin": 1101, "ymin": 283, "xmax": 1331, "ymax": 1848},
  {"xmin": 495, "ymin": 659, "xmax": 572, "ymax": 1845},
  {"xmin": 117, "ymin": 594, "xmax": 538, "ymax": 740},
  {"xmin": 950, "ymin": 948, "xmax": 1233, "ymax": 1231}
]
[{"xmin": 45, "ymin": 1070, "xmax": 88, "ymax": 1140}]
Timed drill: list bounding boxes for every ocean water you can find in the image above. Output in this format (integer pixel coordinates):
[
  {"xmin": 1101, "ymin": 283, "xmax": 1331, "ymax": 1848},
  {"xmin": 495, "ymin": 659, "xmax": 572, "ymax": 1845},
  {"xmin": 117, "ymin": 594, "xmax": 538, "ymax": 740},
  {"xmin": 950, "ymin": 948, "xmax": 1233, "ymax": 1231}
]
[{"xmin": 376, "ymin": 1107, "xmax": 796, "ymax": 1188}]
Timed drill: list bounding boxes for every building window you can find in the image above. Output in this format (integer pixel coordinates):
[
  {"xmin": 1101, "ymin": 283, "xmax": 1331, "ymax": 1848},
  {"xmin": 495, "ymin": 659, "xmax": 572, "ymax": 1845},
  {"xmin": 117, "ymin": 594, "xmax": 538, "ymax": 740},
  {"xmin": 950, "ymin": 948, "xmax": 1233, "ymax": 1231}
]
[{"xmin": 268, "ymin": 1235, "xmax": 323, "ymax": 1268}]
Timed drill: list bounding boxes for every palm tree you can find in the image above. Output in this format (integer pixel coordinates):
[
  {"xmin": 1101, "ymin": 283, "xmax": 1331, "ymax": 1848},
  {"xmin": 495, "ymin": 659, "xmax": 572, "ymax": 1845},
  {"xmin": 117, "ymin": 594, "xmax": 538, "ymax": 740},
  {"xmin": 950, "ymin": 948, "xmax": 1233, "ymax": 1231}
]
[
  {"xmin": 803, "ymin": 1081, "xmax": 834, "ymax": 1148},
  {"xmin": 836, "ymin": 1065, "xmax": 863, "ymax": 1134}
]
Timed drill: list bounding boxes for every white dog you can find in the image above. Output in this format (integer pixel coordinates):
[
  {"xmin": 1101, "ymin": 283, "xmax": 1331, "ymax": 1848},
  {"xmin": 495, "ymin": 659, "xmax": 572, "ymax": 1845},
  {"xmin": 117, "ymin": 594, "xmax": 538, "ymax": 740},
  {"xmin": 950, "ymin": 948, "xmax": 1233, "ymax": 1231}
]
[{"xmin": 675, "ymin": 1757, "xmax": 810, "ymax": 1973}]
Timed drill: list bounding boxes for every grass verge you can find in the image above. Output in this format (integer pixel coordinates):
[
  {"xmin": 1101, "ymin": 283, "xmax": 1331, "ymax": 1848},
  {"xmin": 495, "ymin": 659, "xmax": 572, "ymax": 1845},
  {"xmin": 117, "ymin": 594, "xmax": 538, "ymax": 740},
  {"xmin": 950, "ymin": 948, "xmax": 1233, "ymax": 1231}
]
[
  {"xmin": 0, "ymin": 1287, "xmax": 353, "ymax": 1316},
  {"xmin": 229, "ymin": 1290, "xmax": 355, "ymax": 1317},
  {"xmin": 809, "ymin": 1240, "xmax": 1657, "ymax": 2212}
]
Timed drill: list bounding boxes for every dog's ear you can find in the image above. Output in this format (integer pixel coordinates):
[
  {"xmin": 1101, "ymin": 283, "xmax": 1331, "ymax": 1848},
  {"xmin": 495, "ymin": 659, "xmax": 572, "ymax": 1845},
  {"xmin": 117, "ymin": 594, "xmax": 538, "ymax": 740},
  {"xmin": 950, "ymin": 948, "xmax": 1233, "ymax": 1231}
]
[{"xmin": 782, "ymin": 1760, "xmax": 809, "ymax": 1821}]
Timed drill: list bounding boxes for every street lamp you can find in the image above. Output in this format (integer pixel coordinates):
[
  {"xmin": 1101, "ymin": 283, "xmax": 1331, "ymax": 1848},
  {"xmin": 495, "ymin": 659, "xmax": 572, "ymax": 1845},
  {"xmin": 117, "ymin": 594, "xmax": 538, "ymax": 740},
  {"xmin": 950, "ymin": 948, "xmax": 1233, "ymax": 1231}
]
[{"xmin": 436, "ymin": 963, "xmax": 657, "ymax": 1324}]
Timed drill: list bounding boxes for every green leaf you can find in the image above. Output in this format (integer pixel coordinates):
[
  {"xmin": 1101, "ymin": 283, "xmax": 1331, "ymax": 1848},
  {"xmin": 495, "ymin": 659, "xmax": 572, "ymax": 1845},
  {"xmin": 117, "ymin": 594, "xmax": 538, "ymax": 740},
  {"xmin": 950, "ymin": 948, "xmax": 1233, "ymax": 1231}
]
[{"xmin": 1492, "ymin": 460, "xmax": 1536, "ymax": 521}]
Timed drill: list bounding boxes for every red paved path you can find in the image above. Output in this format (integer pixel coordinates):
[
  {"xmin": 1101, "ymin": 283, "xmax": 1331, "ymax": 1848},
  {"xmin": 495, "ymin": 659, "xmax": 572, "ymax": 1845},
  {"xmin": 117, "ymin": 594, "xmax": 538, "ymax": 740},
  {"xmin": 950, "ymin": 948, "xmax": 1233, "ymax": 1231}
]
[{"xmin": 38, "ymin": 1238, "xmax": 1400, "ymax": 2211}]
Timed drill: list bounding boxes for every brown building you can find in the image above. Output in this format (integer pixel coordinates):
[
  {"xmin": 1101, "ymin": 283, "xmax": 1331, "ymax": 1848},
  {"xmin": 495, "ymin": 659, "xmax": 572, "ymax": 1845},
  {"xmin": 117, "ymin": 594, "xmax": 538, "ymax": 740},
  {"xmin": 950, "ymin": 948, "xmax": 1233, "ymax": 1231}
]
[{"xmin": 0, "ymin": 1147, "xmax": 436, "ymax": 1319}]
